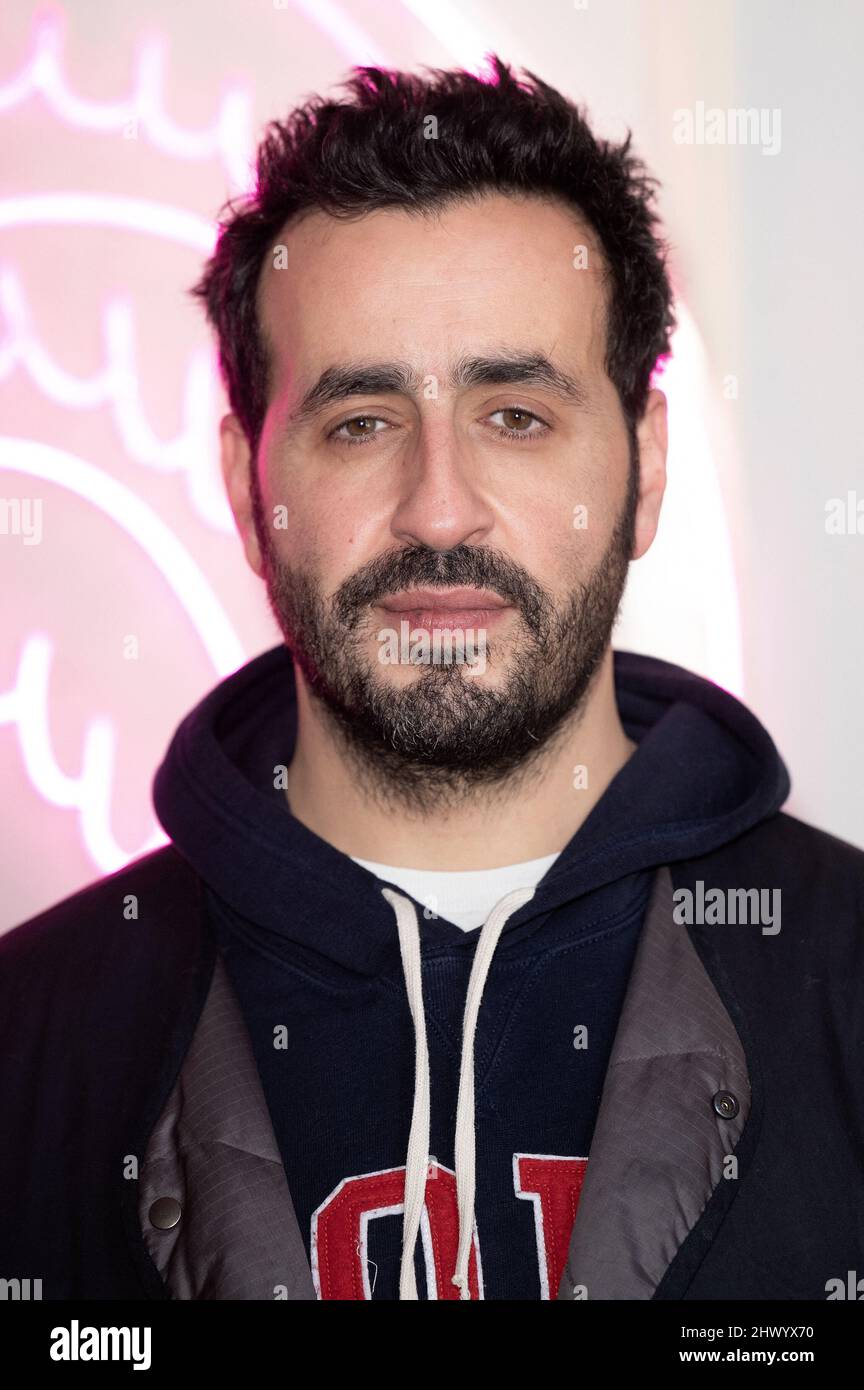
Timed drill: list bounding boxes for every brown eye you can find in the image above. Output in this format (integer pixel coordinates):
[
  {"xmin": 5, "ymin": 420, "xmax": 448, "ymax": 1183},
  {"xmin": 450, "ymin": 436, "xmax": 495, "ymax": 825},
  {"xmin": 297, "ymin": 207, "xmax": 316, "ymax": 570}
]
[
  {"xmin": 330, "ymin": 414, "xmax": 388, "ymax": 445},
  {"xmin": 345, "ymin": 416, "xmax": 375, "ymax": 437},
  {"xmin": 489, "ymin": 407, "xmax": 547, "ymax": 439},
  {"xmin": 501, "ymin": 408, "xmax": 533, "ymax": 430}
]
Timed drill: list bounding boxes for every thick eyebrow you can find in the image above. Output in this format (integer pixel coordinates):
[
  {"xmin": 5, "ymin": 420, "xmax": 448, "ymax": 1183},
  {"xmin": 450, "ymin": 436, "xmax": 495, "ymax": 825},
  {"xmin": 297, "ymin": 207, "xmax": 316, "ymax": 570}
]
[
  {"xmin": 287, "ymin": 351, "xmax": 590, "ymax": 428},
  {"xmin": 290, "ymin": 363, "xmax": 420, "ymax": 426},
  {"xmin": 451, "ymin": 352, "xmax": 590, "ymax": 408}
]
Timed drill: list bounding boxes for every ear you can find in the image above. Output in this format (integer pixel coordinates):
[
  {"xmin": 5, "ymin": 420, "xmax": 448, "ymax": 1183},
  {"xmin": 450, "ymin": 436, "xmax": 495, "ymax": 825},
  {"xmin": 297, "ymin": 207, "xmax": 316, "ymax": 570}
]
[
  {"xmin": 220, "ymin": 413, "xmax": 264, "ymax": 577},
  {"xmin": 631, "ymin": 388, "xmax": 668, "ymax": 561}
]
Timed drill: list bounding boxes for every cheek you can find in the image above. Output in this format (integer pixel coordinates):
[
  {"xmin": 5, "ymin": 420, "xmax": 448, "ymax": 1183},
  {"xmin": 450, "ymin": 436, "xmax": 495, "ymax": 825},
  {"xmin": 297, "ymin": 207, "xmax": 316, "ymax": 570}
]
[
  {"xmin": 561, "ymin": 429, "xmax": 631, "ymax": 550},
  {"xmin": 268, "ymin": 504, "xmax": 376, "ymax": 602},
  {"xmin": 258, "ymin": 453, "xmax": 337, "ymax": 566},
  {"xmin": 279, "ymin": 474, "xmax": 399, "ymax": 587},
  {"xmin": 530, "ymin": 484, "xmax": 622, "ymax": 598}
]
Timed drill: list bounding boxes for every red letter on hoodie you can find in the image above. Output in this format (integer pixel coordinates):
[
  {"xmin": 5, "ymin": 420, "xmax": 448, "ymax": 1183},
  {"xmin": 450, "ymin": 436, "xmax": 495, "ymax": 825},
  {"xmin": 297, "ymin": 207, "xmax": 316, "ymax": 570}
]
[
  {"xmin": 513, "ymin": 1153, "xmax": 588, "ymax": 1298},
  {"xmin": 312, "ymin": 1161, "xmax": 482, "ymax": 1300}
]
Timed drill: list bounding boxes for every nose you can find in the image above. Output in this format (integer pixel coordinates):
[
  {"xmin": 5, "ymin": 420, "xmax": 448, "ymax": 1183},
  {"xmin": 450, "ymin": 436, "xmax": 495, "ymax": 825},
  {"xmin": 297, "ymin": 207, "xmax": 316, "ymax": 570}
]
[{"xmin": 389, "ymin": 418, "xmax": 496, "ymax": 552}]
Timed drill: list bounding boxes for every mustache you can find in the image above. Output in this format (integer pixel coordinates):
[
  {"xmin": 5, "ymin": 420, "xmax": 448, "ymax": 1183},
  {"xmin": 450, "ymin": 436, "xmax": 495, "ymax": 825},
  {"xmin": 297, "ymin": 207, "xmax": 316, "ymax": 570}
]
[{"xmin": 332, "ymin": 544, "xmax": 548, "ymax": 635}]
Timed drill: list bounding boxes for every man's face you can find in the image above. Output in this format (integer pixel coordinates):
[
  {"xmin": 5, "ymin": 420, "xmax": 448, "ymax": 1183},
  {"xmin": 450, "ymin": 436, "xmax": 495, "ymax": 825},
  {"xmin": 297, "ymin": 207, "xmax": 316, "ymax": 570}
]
[{"xmin": 223, "ymin": 193, "xmax": 666, "ymax": 797}]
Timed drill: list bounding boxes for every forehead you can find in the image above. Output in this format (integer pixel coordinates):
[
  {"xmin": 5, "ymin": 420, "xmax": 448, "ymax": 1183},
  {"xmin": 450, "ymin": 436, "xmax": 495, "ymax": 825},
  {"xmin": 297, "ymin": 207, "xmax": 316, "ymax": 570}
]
[{"xmin": 256, "ymin": 193, "xmax": 609, "ymax": 396}]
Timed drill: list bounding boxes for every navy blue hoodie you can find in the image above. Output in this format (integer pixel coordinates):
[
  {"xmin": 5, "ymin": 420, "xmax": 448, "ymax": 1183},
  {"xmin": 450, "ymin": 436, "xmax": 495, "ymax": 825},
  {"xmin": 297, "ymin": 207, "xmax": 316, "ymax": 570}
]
[{"xmin": 152, "ymin": 644, "xmax": 789, "ymax": 1301}]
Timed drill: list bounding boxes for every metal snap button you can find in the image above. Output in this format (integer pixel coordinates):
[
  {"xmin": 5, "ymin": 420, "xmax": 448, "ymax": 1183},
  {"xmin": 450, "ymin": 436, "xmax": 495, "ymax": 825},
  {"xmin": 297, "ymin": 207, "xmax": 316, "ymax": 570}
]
[
  {"xmin": 712, "ymin": 1090, "xmax": 739, "ymax": 1119},
  {"xmin": 149, "ymin": 1196, "xmax": 182, "ymax": 1230}
]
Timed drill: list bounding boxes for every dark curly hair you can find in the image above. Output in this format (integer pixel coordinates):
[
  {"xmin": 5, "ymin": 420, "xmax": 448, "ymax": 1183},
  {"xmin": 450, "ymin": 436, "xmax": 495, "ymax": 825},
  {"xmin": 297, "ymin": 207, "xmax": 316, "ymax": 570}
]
[{"xmin": 191, "ymin": 55, "xmax": 675, "ymax": 457}]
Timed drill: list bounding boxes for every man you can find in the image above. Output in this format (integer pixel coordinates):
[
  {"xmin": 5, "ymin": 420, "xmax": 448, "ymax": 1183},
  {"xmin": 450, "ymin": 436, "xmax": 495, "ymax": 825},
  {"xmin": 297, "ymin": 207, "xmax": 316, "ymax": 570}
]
[{"xmin": 1, "ymin": 56, "xmax": 862, "ymax": 1303}]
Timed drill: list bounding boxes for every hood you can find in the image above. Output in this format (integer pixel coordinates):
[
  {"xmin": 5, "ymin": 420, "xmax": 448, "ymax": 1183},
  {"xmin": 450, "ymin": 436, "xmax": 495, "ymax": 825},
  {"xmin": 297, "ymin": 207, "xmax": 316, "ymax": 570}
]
[
  {"xmin": 153, "ymin": 644, "xmax": 789, "ymax": 943},
  {"xmin": 152, "ymin": 642, "xmax": 790, "ymax": 1298}
]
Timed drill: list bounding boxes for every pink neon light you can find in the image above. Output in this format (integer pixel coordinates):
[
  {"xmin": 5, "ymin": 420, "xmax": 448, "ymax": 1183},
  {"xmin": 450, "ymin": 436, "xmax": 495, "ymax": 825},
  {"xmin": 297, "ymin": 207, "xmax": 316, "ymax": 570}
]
[
  {"xmin": 0, "ymin": 634, "xmax": 169, "ymax": 872},
  {"xmin": 0, "ymin": 192, "xmax": 216, "ymax": 252},
  {"xmin": 0, "ymin": 437, "xmax": 247, "ymax": 870},
  {"xmin": 0, "ymin": 263, "xmax": 232, "ymax": 532},
  {"xmin": 0, "ymin": 8, "xmax": 254, "ymax": 190},
  {"xmin": 396, "ymin": 0, "xmax": 499, "ymax": 73},
  {"xmin": 0, "ymin": 438, "xmax": 245, "ymax": 674},
  {"xmin": 289, "ymin": 0, "xmax": 387, "ymax": 66}
]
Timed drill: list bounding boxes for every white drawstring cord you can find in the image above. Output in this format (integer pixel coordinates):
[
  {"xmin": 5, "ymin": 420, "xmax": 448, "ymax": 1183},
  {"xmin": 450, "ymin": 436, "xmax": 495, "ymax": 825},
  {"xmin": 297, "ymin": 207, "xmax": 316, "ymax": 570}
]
[
  {"xmin": 450, "ymin": 885, "xmax": 536, "ymax": 1299},
  {"xmin": 382, "ymin": 882, "xmax": 536, "ymax": 1301},
  {"xmin": 382, "ymin": 887, "xmax": 430, "ymax": 1301}
]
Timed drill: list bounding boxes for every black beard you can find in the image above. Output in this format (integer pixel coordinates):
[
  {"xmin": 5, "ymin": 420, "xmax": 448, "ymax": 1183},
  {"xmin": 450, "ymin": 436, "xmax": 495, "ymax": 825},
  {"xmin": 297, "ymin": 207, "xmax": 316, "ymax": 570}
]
[{"xmin": 254, "ymin": 469, "xmax": 636, "ymax": 811}]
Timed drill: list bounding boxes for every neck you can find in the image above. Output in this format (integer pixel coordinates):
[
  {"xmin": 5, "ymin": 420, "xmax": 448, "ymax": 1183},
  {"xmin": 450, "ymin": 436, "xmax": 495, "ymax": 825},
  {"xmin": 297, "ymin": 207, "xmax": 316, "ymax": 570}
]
[{"xmin": 282, "ymin": 646, "xmax": 635, "ymax": 871}]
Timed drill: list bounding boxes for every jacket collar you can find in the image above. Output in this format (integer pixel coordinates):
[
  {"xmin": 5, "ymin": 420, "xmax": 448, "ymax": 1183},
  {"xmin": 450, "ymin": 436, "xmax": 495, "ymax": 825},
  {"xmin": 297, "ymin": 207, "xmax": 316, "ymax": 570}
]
[
  {"xmin": 556, "ymin": 865, "xmax": 751, "ymax": 1299},
  {"xmin": 137, "ymin": 951, "xmax": 316, "ymax": 1300}
]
